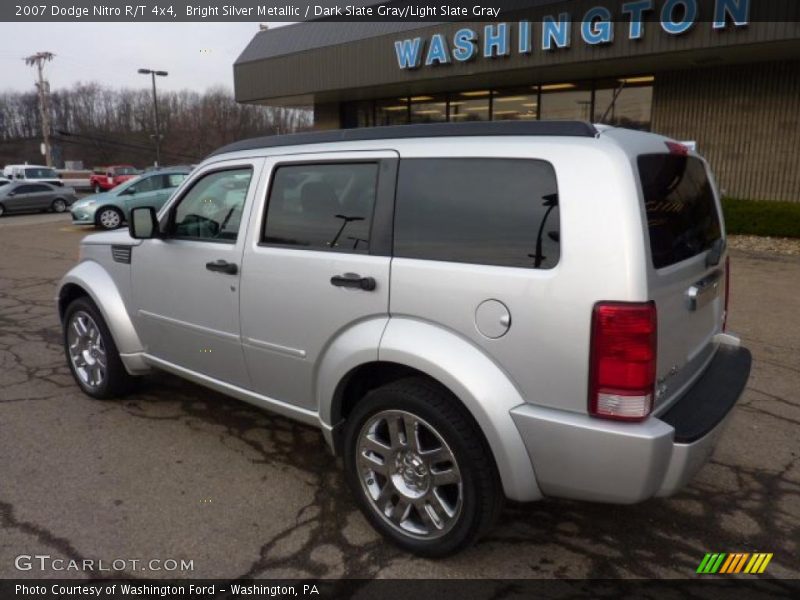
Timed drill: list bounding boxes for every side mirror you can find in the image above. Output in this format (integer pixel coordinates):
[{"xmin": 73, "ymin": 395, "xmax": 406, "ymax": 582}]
[{"xmin": 129, "ymin": 206, "xmax": 160, "ymax": 239}]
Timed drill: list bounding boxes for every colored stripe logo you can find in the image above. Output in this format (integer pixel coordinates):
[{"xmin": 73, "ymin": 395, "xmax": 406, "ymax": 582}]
[{"xmin": 697, "ymin": 553, "xmax": 773, "ymax": 574}]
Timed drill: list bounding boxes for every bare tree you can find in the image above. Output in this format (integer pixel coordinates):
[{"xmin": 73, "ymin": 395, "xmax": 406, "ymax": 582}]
[{"xmin": 0, "ymin": 82, "xmax": 312, "ymax": 168}]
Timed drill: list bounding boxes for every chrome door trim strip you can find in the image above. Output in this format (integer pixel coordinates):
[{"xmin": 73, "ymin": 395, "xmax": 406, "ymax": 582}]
[
  {"xmin": 138, "ymin": 309, "xmax": 240, "ymax": 342},
  {"xmin": 242, "ymin": 336, "xmax": 307, "ymax": 359}
]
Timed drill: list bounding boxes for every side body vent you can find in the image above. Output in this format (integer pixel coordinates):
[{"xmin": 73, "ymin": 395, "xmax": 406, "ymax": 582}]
[{"xmin": 111, "ymin": 245, "xmax": 132, "ymax": 264}]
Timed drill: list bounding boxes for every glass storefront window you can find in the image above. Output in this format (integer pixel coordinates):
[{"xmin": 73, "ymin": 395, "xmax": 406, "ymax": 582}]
[
  {"xmin": 492, "ymin": 87, "xmax": 539, "ymax": 121},
  {"xmin": 449, "ymin": 90, "xmax": 491, "ymax": 121},
  {"xmin": 353, "ymin": 101, "xmax": 374, "ymax": 127},
  {"xmin": 348, "ymin": 76, "xmax": 653, "ymax": 129},
  {"xmin": 409, "ymin": 94, "xmax": 447, "ymax": 124},
  {"xmin": 594, "ymin": 76, "xmax": 654, "ymax": 130},
  {"xmin": 539, "ymin": 83, "xmax": 593, "ymax": 121},
  {"xmin": 376, "ymin": 97, "xmax": 409, "ymax": 126}
]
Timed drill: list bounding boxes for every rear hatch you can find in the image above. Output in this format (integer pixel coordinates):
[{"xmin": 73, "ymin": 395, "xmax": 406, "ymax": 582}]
[{"xmin": 637, "ymin": 151, "xmax": 727, "ymax": 413}]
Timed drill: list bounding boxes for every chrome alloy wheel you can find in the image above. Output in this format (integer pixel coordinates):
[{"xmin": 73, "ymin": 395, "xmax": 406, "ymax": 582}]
[
  {"xmin": 98, "ymin": 208, "xmax": 121, "ymax": 229},
  {"xmin": 356, "ymin": 410, "xmax": 463, "ymax": 539},
  {"xmin": 67, "ymin": 311, "xmax": 107, "ymax": 389}
]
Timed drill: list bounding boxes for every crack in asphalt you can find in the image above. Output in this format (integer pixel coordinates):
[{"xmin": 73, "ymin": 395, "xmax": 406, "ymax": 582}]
[{"xmin": 0, "ymin": 501, "xmax": 100, "ymax": 577}]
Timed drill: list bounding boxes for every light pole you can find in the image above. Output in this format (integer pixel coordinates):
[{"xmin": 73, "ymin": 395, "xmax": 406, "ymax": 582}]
[{"xmin": 138, "ymin": 68, "xmax": 168, "ymax": 167}]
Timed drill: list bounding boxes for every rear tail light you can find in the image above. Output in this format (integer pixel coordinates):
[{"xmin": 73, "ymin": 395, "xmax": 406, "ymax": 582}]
[
  {"xmin": 665, "ymin": 141, "xmax": 689, "ymax": 156},
  {"xmin": 589, "ymin": 302, "xmax": 657, "ymax": 421},
  {"xmin": 723, "ymin": 255, "xmax": 730, "ymax": 332}
]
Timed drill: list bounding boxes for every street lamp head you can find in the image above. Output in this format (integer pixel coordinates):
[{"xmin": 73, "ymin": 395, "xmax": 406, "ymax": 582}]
[
  {"xmin": 137, "ymin": 68, "xmax": 151, "ymax": 74},
  {"xmin": 155, "ymin": 71, "xmax": 168, "ymax": 77}
]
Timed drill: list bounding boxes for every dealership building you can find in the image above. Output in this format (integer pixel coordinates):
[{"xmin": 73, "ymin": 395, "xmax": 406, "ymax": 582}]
[{"xmin": 234, "ymin": 0, "xmax": 800, "ymax": 201}]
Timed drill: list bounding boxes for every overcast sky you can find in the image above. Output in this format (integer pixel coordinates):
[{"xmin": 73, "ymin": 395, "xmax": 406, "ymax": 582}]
[{"xmin": 0, "ymin": 22, "xmax": 291, "ymax": 94}]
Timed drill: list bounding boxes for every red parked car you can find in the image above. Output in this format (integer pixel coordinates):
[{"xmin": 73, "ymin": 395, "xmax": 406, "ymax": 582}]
[{"xmin": 89, "ymin": 165, "xmax": 138, "ymax": 193}]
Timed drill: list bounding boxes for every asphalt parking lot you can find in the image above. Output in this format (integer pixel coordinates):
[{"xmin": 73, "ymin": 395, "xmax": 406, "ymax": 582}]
[{"xmin": 1, "ymin": 213, "xmax": 798, "ymax": 580}]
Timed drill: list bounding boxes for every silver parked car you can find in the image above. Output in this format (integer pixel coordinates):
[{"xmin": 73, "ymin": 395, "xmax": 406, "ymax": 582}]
[
  {"xmin": 0, "ymin": 181, "xmax": 76, "ymax": 217},
  {"xmin": 56, "ymin": 122, "xmax": 751, "ymax": 557}
]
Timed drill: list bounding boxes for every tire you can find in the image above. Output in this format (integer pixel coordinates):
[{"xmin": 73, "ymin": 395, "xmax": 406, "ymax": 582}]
[
  {"xmin": 96, "ymin": 206, "xmax": 123, "ymax": 230},
  {"xmin": 343, "ymin": 377, "xmax": 504, "ymax": 557},
  {"xmin": 0, "ymin": 203, "xmax": 4, "ymax": 217},
  {"xmin": 51, "ymin": 198, "xmax": 67, "ymax": 213},
  {"xmin": 63, "ymin": 296, "xmax": 135, "ymax": 399}
]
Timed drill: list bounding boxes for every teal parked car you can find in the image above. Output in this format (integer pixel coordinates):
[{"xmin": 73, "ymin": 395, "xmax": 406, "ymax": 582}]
[{"xmin": 71, "ymin": 168, "xmax": 190, "ymax": 230}]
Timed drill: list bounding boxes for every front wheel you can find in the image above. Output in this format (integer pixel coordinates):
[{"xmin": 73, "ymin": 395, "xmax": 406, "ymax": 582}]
[
  {"xmin": 96, "ymin": 206, "xmax": 123, "ymax": 230},
  {"xmin": 343, "ymin": 377, "xmax": 503, "ymax": 557},
  {"xmin": 52, "ymin": 198, "xmax": 67, "ymax": 213},
  {"xmin": 63, "ymin": 296, "xmax": 135, "ymax": 399}
]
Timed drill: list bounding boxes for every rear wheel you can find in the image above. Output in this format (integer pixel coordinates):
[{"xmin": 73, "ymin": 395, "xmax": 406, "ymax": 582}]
[
  {"xmin": 96, "ymin": 206, "xmax": 123, "ymax": 230},
  {"xmin": 63, "ymin": 296, "xmax": 135, "ymax": 399},
  {"xmin": 0, "ymin": 203, "xmax": 5, "ymax": 217},
  {"xmin": 51, "ymin": 198, "xmax": 67, "ymax": 213},
  {"xmin": 343, "ymin": 377, "xmax": 503, "ymax": 557}
]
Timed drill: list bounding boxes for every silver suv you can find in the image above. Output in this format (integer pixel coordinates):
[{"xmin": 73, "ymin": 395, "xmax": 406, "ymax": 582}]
[{"xmin": 57, "ymin": 122, "xmax": 751, "ymax": 557}]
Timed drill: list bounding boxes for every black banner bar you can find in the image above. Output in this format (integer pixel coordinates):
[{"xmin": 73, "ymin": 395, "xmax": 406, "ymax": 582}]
[
  {"xmin": 2, "ymin": 0, "xmax": 799, "ymax": 22},
  {"xmin": 2, "ymin": 579, "xmax": 800, "ymax": 600}
]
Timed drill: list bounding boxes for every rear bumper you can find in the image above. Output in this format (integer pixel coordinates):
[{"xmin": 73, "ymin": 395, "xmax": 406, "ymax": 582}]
[{"xmin": 510, "ymin": 343, "xmax": 751, "ymax": 503}]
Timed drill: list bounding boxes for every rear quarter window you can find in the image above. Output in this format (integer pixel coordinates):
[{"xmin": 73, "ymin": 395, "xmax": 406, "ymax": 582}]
[
  {"xmin": 394, "ymin": 158, "xmax": 560, "ymax": 269},
  {"xmin": 637, "ymin": 154, "xmax": 722, "ymax": 269}
]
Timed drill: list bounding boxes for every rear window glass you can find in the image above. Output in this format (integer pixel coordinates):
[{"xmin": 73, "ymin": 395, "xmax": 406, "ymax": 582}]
[
  {"xmin": 394, "ymin": 158, "xmax": 560, "ymax": 269},
  {"xmin": 638, "ymin": 154, "xmax": 722, "ymax": 269}
]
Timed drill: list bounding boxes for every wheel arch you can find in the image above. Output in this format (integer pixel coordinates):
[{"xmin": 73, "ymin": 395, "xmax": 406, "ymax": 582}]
[
  {"xmin": 321, "ymin": 317, "xmax": 542, "ymax": 502},
  {"xmin": 57, "ymin": 261, "xmax": 149, "ymax": 374}
]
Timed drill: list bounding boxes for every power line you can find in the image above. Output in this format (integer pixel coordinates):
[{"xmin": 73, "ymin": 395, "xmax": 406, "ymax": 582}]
[{"xmin": 55, "ymin": 129, "xmax": 202, "ymax": 161}]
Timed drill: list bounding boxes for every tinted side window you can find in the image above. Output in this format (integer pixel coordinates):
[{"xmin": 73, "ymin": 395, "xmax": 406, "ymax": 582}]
[
  {"xmin": 171, "ymin": 168, "xmax": 253, "ymax": 242},
  {"xmin": 133, "ymin": 176, "xmax": 159, "ymax": 193},
  {"xmin": 263, "ymin": 163, "xmax": 378, "ymax": 254},
  {"xmin": 29, "ymin": 185, "xmax": 51, "ymax": 192},
  {"xmin": 638, "ymin": 155, "xmax": 721, "ymax": 269},
  {"xmin": 394, "ymin": 158, "xmax": 560, "ymax": 269},
  {"xmin": 16, "ymin": 185, "xmax": 36, "ymax": 194}
]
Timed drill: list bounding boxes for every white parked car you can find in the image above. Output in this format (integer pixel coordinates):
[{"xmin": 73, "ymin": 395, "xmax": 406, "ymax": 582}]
[{"xmin": 4, "ymin": 164, "xmax": 63, "ymax": 186}]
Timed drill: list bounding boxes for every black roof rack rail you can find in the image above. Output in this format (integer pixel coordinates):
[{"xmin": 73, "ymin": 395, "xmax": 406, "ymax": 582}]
[{"xmin": 209, "ymin": 121, "xmax": 598, "ymax": 157}]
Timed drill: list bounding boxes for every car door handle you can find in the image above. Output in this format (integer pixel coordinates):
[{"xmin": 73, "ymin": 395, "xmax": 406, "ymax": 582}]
[
  {"xmin": 330, "ymin": 273, "xmax": 376, "ymax": 291},
  {"xmin": 205, "ymin": 260, "xmax": 238, "ymax": 275}
]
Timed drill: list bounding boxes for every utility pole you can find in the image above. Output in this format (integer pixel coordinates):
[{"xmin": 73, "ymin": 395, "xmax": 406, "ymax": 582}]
[
  {"xmin": 24, "ymin": 52, "xmax": 55, "ymax": 167},
  {"xmin": 138, "ymin": 68, "xmax": 168, "ymax": 167}
]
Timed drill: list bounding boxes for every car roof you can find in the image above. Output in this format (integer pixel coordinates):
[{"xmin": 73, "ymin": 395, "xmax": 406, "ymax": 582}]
[
  {"xmin": 205, "ymin": 121, "xmax": 690, "ymax": 165},
  {"xmin": 210, "ymin": 121, "xmax": 599, "ymax": 157},
  {"xmin": 8, "ymin": 181, "xmax": 56, "ymax": 188}
]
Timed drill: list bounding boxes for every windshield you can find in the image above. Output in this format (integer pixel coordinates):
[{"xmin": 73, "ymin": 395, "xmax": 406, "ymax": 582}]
[
  {"xmin": 111, "ymin": 174, "xmax": 144, "ymax": 195},
  {"xmin": 25, "ymin": 168, "xmax": 58, "ymax": 178},
  {"xmin": 115, "ymin": 167, "xmax": 138, "ymax": 175}
]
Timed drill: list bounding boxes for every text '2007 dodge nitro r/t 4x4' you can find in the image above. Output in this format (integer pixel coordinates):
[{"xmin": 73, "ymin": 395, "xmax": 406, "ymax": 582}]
[{"xmin": 57, "ymin": 121, "xmax": 751, "ymax": 557}]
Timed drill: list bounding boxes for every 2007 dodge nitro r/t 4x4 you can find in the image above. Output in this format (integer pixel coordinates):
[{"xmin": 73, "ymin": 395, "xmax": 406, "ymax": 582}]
[{"xmin": 58, "ymin": 121, "xmax": 751, "ymax": 557}]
